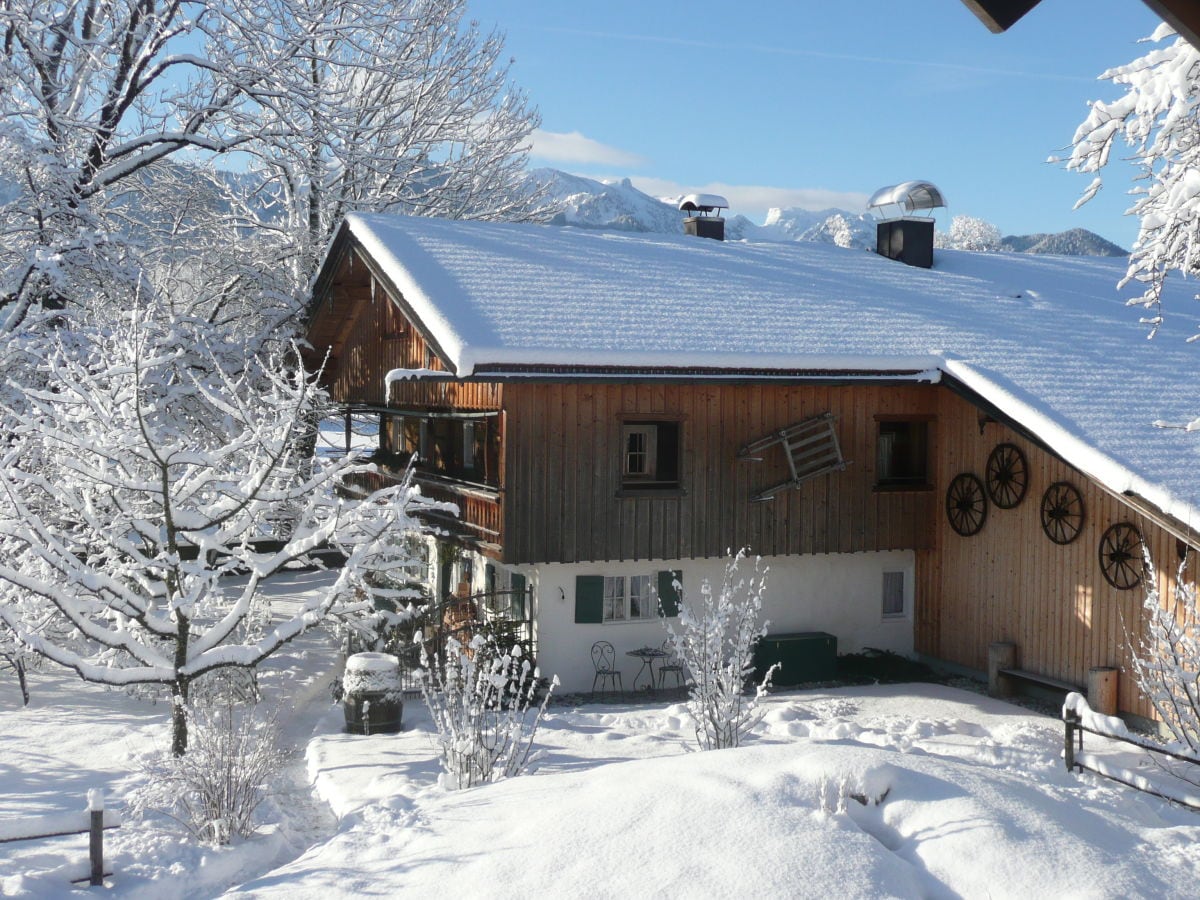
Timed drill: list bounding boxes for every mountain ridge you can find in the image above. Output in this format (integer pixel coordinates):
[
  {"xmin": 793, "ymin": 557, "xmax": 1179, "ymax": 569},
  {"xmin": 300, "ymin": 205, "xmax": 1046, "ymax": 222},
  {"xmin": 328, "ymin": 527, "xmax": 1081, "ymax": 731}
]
[{"xmin": 527, "ymin": 169, "xmax": 1127, "ymax": 257}]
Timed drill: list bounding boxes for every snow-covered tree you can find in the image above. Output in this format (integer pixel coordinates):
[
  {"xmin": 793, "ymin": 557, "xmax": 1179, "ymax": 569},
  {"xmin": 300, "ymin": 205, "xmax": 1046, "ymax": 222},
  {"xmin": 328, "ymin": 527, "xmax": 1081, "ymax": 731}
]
[
  {"xmin": 935, "ymin": 215, "xmax": 1003, "ymax": 252},
  {"xmin": 229, "ymin": 0, "xmax": 543, "ymax": 295},
  {"xmin": 0, "ymin": 309, "xmax": 445, "ymax": 755},
  {"xmin": 1065, "ymin": 24, "xmax": 1200, "ymax": 334},
  {"xmin": 1130, "ymin": 559, "xmax": 1200, "ymax": 754},
  {"xmin": 0, "ymin": 0, "xmax": 540, "ymax": 335},
  {"xmin": 664, "ymin": 551, "xmax": 776, "ymax": 751}
]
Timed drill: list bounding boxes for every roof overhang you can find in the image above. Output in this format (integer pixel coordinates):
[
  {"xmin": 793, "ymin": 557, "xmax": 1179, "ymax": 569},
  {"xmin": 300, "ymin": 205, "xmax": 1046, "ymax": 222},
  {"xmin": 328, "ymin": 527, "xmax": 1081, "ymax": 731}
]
[{"xmin": 960, "ymin": 0, "xmax": 1200, "ymax": 49}]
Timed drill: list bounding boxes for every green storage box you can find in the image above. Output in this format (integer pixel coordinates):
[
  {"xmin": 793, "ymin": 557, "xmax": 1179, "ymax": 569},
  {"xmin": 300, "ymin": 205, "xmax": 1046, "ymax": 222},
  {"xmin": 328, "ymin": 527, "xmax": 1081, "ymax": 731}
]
[{"xmin": 753, "ymin": 631, "xmax": 837, "ymax": 686}]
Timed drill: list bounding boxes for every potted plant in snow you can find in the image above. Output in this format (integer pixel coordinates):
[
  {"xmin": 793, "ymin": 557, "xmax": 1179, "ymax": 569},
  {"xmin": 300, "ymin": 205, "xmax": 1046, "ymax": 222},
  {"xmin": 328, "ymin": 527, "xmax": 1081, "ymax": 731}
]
[{"xmin": 343, "ymin": 652, "xmax": 403, "ymax": 734}]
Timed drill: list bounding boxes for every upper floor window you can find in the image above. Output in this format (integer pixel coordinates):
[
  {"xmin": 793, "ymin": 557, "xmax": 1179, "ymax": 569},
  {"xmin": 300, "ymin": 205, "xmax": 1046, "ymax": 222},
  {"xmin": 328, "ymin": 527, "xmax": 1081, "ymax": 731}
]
[
  {"xmin": 381, "ymin": 413, "xmax": 499, "ymax": 487},
  {"xmin": 621, "ymin": 421, "xmax": 681, "ymax": 490},
  {"xmin": 875, "ymin": 418, "xmax": 930, "ymax": 489}
]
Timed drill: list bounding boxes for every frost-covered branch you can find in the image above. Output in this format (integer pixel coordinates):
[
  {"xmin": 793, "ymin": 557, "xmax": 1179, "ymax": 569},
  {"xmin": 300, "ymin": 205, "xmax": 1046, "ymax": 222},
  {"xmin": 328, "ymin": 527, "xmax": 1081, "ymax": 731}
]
[{"xmin": 1065, "ymin": 24, "xmax": 1200, "ymax": 335}]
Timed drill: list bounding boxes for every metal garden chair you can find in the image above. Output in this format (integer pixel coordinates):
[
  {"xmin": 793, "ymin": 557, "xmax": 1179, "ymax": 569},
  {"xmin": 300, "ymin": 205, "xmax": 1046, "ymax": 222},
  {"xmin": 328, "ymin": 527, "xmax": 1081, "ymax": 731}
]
[
  {"xmin": 590, "ymin": 640, "xmax": 623, "ymax": 698},
  {"xmin": 657, "ymin": 638, "xmax": 686, "ymax": 690}
]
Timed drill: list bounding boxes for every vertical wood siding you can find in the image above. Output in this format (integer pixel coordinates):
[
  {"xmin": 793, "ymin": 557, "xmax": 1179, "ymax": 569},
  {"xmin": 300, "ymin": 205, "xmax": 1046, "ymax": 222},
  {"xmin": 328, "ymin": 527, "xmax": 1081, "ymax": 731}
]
[
  {"xmin": 915, "ymin": 389, "xmax": 1184, "ymax": 719},
  {"xmin": 500, "ymin": 381, "xmax": 939, "ymax": 565}
]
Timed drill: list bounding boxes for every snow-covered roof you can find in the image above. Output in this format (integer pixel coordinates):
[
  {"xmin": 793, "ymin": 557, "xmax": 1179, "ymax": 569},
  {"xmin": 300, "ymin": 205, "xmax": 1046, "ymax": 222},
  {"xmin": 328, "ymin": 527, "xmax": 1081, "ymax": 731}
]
[{"xmin": 337, "ymin": 211, "xmax": 1200, "ymax": 531}]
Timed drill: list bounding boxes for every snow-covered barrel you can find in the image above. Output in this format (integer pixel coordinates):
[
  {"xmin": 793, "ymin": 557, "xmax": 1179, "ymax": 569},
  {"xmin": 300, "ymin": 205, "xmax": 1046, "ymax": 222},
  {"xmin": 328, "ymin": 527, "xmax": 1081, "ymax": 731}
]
[{"xmin": 343, "ymin": 652, "xmax": 403, "ymax": 735}]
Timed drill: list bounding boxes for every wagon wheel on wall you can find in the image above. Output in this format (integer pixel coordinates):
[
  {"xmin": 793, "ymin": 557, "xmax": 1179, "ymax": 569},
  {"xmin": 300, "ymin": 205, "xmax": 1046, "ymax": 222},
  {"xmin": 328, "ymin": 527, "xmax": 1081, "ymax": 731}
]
[
  {"xmin": 985, "ymin": 443, "xmax": 1028, "ymax": 509},
  {"xmin": 1040, "ymin": 481, "xmax": 1084, "ymax": 545},
  {"xmin": 1098, "ymin": 522, "xmax": 1145, "ymax": 590},
  {"xmin": 946, "ymin": 473, "xmax": 988, "ymax": 537}
]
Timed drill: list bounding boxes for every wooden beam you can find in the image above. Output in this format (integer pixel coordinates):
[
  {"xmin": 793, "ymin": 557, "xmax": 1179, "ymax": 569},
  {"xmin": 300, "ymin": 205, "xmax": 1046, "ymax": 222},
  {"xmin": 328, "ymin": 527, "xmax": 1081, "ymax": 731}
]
[
  {"xmin": 960, "ymin": 0, "xmax": 1200, "ymax": 49},
  {"xmin": 959, "ymin": 0, "xmax": 1041, "ymax": 33},
  {"xmin": 1142, "ymin": 0, "xmax": 1200, "ymax": 49}
]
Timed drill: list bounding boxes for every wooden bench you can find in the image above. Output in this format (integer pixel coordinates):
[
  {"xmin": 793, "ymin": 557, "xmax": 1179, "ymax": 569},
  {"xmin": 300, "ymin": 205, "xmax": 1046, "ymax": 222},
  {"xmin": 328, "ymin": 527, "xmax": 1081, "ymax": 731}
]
[
  {"xmin": 987, "ymin": 641, "xmax": 1119, "ymax": 715},
  {"xmin": 998, "ymin": 667, "xmax": 1083, "ymax": 697}
]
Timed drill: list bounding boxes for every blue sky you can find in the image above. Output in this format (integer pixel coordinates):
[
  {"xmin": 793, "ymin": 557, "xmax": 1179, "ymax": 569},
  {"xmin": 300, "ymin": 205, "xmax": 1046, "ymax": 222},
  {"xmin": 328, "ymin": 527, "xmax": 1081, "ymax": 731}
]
[{"xmin": 469, "ymin": 1, "xmax": 1165, "ymax": 248}]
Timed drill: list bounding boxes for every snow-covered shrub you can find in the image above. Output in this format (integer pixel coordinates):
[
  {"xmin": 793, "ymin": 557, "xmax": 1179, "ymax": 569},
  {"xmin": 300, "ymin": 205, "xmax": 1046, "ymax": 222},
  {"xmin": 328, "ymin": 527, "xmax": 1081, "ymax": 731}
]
[
  {"xmin": 419, "ymin": 634, "xmax": 557, "ymax": 790},
  {"xmin": 1130, "ymin": 558, "xmax": 1200, "ymax": 755},
  {"xmin": 665, "ymin": 550, "xmax": 776, "ymax": 751},
  {"xmin": 131, "ymin": 704, "xmax": 284, "ymax": 846},
  {"xmin": 935, "ymin": 215, "xmax": 1002, "ymax": 252}
]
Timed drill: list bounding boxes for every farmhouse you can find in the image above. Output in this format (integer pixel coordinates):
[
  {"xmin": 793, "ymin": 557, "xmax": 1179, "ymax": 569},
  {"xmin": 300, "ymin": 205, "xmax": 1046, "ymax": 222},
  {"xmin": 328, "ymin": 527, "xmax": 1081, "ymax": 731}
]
[{"xmin": 305, "ymin": 210, "xmax": 1200, "ymax": 716}]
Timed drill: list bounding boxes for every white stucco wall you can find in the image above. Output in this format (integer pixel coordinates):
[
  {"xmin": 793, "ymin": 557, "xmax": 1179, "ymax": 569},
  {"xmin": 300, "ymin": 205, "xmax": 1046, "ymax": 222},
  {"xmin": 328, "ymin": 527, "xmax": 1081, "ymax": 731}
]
[{"xmin": 510, "ymin": 551, "xmax": 915, "ymax": 695}]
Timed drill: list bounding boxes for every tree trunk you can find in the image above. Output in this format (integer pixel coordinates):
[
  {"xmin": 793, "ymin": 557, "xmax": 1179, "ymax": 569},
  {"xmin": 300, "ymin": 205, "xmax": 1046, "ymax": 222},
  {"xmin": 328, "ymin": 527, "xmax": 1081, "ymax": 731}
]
[{"xmin": 172, "ymin": 617, "xmax": 191, "ymax": 756}]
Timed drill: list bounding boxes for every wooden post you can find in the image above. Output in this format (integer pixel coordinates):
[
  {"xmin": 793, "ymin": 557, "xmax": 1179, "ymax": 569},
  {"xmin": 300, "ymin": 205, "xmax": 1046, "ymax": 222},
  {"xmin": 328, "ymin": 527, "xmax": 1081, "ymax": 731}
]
[
  {"xmin": 988, "ymin": 641, "xmax": 1016, "ymax": 698},
  {"xmin": 88, "ymin": 790, "xmax": 104, "ymax": 887},
  {"xmin": 1063, "ymin": 709, "xmax": 1078, "ymax": 772},
  {"xmin": 1088, "ymin": 666, "xmax": 1119, "ymax": 717}
]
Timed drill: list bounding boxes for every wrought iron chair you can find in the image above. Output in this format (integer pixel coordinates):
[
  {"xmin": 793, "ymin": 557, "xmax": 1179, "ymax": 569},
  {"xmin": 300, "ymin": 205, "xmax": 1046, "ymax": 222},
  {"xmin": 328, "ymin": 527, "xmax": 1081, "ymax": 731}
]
[
  {"xmin": 590, "ymin": 641, "xmax": 623, "ymax": 698},
  {"xmin": 657, "ymin": 638, "xmax": 686, "ymax": 690}
]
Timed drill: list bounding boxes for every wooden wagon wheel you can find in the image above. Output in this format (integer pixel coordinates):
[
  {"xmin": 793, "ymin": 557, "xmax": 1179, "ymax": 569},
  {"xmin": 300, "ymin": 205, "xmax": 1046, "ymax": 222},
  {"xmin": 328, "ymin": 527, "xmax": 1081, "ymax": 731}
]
[
  {"xmin": 1098, "ymin": 522, "xmax": 1145, "ymax": 590},
  {"xmin": 985, "ymin": 443, "xmax": 1028, "ymax": 509},
  {"xmin": 946, "ymin": 473, "xmax": 987, "ymax": 537},
  {"xmin": 1040, "ymin": 481, "xmax": 1084, "ymax": 545}
]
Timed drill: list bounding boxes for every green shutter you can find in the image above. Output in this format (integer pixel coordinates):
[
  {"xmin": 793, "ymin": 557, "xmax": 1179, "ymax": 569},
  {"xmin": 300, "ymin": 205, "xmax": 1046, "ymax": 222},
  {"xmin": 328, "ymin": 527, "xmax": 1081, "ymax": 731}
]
[
  {"xmin": 657, "ymin": 570, "xmax": 682, "ymax": 617},
  {"xmin": 575, "ymin": 575, "xmax": 604, "ymax": 624},
  {"xmin": 511, "ymin": 572, "xmax": 527, "ymax": 619}
]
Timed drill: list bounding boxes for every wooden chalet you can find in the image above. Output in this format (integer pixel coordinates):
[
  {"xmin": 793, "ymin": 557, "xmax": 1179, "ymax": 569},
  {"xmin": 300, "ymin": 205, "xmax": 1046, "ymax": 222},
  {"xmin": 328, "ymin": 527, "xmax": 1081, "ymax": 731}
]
[{"xmin": 306, "ymin": 211, "xmax": 1200, "ymax": 712}]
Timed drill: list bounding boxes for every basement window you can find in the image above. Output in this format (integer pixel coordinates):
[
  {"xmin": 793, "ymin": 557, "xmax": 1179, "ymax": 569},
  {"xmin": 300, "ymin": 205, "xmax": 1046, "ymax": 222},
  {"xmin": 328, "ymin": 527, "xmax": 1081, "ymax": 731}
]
[
  {"xmin": 875, "ymin": 418, "xmax": 930, "ymax": 489},
  {"xmin": 621, "ymin": 421, "xmax": 681, "ymax": 491}
]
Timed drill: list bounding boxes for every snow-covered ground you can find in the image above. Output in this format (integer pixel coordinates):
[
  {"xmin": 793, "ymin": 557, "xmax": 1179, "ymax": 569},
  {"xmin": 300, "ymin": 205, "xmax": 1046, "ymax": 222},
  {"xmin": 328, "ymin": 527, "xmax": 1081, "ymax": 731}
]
[{"xmin": 4, "ymin": 571, "xmax": 1200, "ymax": 898}]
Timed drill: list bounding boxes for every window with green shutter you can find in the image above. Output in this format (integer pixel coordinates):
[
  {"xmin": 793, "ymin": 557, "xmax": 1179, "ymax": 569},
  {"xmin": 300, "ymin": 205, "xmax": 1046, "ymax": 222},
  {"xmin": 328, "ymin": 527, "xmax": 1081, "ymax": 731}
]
[
  {"xmin": 574, "ymin": 575, "xmax": 604, "ymax": 624},
  {"xmin": 576, "ymin": 571, "xmax": 683, "ymax": 622},
  {"xmin": 657, "ymin": 570, "xmax": 682, "ymax": 617}
]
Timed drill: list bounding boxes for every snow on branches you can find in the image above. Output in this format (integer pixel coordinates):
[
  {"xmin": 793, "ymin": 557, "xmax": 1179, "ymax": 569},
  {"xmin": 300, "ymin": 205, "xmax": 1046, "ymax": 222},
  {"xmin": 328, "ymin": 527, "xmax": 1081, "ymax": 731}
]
[
  {"xmin": 0, "ymin": 0, "xmax": 541, "ymax": 335},
  {"xmin": 1130, "ymin": 556, "xmax": 1200, "ymax": 755},
  {"xmin": 664, "ymin": 551, "xmax": 776, "ymax": 751},
  {"xmin": 0, "ymin": 309, "xmax": 448, "ymax": 755},
  {"xmin": 1065, "ymin": 24, "xmax": 1200, "ymax": 334}
]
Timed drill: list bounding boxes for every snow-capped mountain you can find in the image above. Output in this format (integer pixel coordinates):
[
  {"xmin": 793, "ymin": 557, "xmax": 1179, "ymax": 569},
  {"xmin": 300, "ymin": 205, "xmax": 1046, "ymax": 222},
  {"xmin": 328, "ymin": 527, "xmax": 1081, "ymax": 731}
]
[
  {"xmin": 529, "ymin": 168, "xmax": 1125, "ymax": 256},
  {"xmin": 529, "ymin": 168, "xmax": 684, "ymax": 233}
]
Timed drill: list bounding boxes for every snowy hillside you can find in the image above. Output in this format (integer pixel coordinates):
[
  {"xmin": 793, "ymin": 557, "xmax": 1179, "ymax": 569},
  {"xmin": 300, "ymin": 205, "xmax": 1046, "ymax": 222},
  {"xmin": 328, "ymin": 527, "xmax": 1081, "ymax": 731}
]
[
  {"xmin": 1001, "ymin": 227, "xmax": 1127, "ymax": 256},
  {"xmin": 530, "ymin": 168, "xmax": 1123, "ymax": 256}
]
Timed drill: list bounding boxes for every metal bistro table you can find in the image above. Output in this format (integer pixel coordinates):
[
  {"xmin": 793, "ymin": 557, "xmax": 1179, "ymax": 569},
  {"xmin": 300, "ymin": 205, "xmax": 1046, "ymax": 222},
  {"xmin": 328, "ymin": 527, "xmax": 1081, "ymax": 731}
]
[{"xmin": 626, "ymin": 646, "xmax": 668, "ymax": 694}]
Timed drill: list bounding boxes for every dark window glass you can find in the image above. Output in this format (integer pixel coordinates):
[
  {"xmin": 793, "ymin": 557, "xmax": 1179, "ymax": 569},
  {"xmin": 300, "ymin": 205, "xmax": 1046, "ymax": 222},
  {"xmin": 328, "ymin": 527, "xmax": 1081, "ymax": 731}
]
[
  {"xmin": 876, "ymin": 421, "xmax": 928, "ymax": 486},
  {"xmin": 621, "ymin": 421, "xmax": 681, "ymax": 489}
]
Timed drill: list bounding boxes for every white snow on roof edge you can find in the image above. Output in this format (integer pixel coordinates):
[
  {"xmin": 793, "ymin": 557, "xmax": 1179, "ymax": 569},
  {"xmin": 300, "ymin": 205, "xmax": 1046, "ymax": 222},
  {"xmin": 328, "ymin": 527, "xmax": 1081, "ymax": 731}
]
[
  {"xmin": 943, "ymin": 359, "xmax": 1200, "ymax": 534},
  {"xmin": 345, "ymin": 213, "xmax": 472, "ymax": 375}
]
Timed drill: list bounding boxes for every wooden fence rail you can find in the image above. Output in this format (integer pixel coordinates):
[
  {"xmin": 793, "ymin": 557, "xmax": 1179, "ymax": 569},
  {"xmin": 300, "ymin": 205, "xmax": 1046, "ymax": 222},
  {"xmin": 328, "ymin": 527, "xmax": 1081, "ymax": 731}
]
[
  {"xmin": 0, "ymin": 791, "xmax": 121, "ymax": 886},
  {"xmin": 1064, "ymin": 709, "xmax": 1200, "ymax": 811}
]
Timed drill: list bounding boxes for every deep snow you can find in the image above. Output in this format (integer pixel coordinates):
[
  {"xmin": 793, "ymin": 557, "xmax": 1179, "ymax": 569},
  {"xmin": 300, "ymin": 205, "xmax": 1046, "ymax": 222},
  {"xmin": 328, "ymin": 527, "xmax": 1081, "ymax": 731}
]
[{"xmin": 4, "ymin": 571, "xmax": 1200, "ymax": 898}]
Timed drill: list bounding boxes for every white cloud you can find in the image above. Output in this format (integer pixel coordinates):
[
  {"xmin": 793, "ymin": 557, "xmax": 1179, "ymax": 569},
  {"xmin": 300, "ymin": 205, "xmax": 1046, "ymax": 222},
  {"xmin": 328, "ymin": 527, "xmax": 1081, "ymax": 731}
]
[
  {"xmin": 530, "ymin": 130, "xmax": 647, "ymax": 168},
  {"xmin": 620, "ymin": 176, "xmax": 872, "ymax": 218}
]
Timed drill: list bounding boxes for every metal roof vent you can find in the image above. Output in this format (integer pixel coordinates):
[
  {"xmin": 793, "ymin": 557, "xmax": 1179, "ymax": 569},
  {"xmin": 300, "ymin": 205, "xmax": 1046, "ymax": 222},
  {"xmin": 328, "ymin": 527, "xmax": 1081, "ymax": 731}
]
[
  {"xmin": 679, "ymin": 193, "xmax": 728, "ymax": 241},
  {"xmin": 867, "ymin": 180, "xmax": 946, "ymax": 269}
]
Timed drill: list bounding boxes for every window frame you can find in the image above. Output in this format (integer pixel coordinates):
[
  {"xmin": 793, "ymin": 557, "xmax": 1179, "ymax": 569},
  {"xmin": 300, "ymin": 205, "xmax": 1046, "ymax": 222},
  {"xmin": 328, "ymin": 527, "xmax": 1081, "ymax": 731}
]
[
  {"xmin": 874, "ymin": 415, "xmax": 933, "ymax": 491},
  {"xmin": 602, "ymin": 574, "xmax": 657, "ymax": 623},
  {"xmin": 618, "ymin": 418, "xmax": 683, "ymax": 494}
]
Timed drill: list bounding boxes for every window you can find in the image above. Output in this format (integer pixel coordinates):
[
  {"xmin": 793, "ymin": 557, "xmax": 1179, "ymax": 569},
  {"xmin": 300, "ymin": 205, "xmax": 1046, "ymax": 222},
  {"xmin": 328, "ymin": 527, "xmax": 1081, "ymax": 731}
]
[
  {"xmin": 876, "ymin": 419, "xmax": 929, "ymax": 488},
  {"xmin": 602, "ymin": 575, "xmax": 656, "ymax": 621},
  {"xmin": 575, "ymin": 571, "xmax": 682, "ymax": 623},
  {"xmin": 882, "ymin": 571, "xmax": 906, "ymax": 619},
  {"xmin": 404, "ymin": 414, "xmax": 499, "ymax": 485},
  {"xmin": 621, "ymin": 421, "xmax": 681, "ymax": 490}
]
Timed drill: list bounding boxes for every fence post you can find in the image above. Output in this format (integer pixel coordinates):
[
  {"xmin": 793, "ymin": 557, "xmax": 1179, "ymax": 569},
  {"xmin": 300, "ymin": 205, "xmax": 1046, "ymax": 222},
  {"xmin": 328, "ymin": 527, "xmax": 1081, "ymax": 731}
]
[
  {"xmin": 1063, "ymin": 710, "xmax": 1078, "ymax": 772},
  {"xmin": 88, "ymin": 790, "xmax": 104, "ymax": 887}
]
